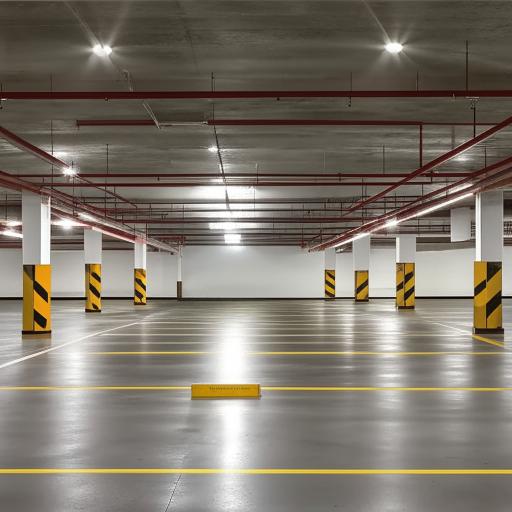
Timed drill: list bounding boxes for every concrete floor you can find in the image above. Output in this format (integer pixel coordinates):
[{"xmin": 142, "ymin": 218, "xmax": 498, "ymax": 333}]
[{"xmin": 1, "ymin": 298, "xmax": 512, "ymax": 511}]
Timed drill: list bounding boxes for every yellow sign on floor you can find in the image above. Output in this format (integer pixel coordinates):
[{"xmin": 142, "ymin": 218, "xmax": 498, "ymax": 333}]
[{"xmin": 191, "ymin": 383, "xmax": 261, "ymax": 399}]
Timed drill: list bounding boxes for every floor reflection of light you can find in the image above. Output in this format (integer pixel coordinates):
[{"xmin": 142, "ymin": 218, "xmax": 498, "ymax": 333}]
[
  {"xmin": 219, "ymin": 402, "xmax": 246, "ymax": 468},
  {"xmin": 217, "ymin": 325, "xmax": 249, "ymax": 381}
]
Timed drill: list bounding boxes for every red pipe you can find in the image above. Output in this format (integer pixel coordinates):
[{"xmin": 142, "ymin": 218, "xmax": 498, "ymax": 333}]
[
  {"xmin": 328, "ymin": 112, "xmax": 512, "ymax": 220},
  {"xmin": 6, "ymin": 90, "xmax": 512, "ymax": 100},
  {"xmin": 310, "ymin": 156, "xmax": 512, "ymax": 251},
  {"xmin": 76, "ymin": 118, "xmax": 498, "ymax": 128},
  {"xmin": 16, "ymin": 172, "xmax": 471, "ymax": 180},
  {"xmin": 109, "ymin": 217, "xmax": 410, "ymax": 224},
  {"xmin": 23, "ymin": 180, "xmax": 449, "ymax": 188}
]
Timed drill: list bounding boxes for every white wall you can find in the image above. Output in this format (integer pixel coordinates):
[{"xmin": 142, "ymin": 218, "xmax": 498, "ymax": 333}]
[{"xmin": 0, "ymin": 245, "xmax": 511, "ymax": 298}]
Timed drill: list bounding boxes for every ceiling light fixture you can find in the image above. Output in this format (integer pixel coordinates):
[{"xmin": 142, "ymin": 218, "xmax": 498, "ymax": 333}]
[
  {"xmin": 78, "ymin": 213, "xmax": 95, "ymax": 221},
  {"xmin": 1, "ymin": 229, "xmax": 23, "ymax": 239},
  {"xmin": 53, "ymin": 219, "xmax": 81, "ymax": 229},
  {"xmin": 62, "ymin": 166, "xmax": 76, "ymax": 176},
  {"xmin": 6, "ymin": 220, "xmax": 22, "ymax": 227},
  {"xmin": 208, "ymin": 145, "xmax": 219, "ymax": 153},
  {"xmin": 93, "ymin": 44, "xmax": 112, "ymax": 57},
  {"xmin": 224, "ymin": 233, "xmax": 241, "ymax": 244},
  {"xmin": 385, "ymin": 219, "xmax": 399, "ymax": 228},
  {"xmin": 385, "ymin": 42, "xmax": 403, "ymax": 54}
]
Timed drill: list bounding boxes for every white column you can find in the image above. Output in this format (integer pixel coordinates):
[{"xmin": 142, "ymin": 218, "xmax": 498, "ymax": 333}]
[
  {"xmin": 22, "ymin": 191, "xmax": 50, "ymax": 265},
  {"xmin": 177, "ymin": 248, "xmax": 182, "ymax": 282},
  {"xmin": 451, "ymin": 207, "xmax": 471, "ymax": 242},
  {"xmin": 134, "ymin": 241, "xmax": 147, "ymax": 269},
  {"xmin": 324, "ymin": 248, "xmax": 336, "ymax": 270},
  {"xmin": 396, "ymin": 235, "xmax": 416, "ymax": 263},
  {"xmin": 84, "ymin": 228, "xmax": 102, "ymax": 263},
  {"xmin": 476, "ymin": 191, "xmax": 503, "ymax": 261},
  {"xmin": 353, "ymin": 235, "xmax": 370, "ymax": 271}
]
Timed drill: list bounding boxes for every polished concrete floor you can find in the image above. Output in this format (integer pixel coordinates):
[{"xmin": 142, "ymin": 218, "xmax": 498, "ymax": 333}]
[{"xmin": 1, "ymin": 298, "xmax": 512, "ymax": 511}]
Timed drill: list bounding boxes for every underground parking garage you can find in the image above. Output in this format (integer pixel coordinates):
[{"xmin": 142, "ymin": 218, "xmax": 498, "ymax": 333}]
[{"xmin": 2, "ymin": 1, "xmax": 512, "ymax": 510}]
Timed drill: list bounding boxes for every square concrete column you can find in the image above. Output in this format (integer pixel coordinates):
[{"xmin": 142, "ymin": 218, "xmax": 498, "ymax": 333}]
[
  {"xmin": 474, "ymin": 191, "xmax": 503, "ymax": 334},
  {"xmin": 396, "ymin": 235, "xmax": 416, "ymax": 309},
  {"xmin": 353, "ymin": 235, "xmax": 370, "ymax": 302},
  {"xmin": 21, "ymin": 191, "xmax": 51, "ymax": 335},
  {"xmin": 134, "ymin": 241, "xmax": 147, "ymax": 305},
  {"xmin": 324, "ymin": 248, "xmax": 336, "ymax": 299},
  {"xmin": 451, "ymin": 207, "xmax": 471, "ymax": 242},
  {"xmin": 177, "ymin": 247, "xmax": 183, "ymax": 300},
  {"xmin": 84, "ymin": 228, "xmax": 102, "ymax": 313}
]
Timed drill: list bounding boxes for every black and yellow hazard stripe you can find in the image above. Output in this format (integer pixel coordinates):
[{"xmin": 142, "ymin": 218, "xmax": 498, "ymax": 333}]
[
  {"xmin": 22, "ymin": 264, "xmax": 51, "ymax": 335},
  {"xmin": 85, "ymin": 263, "xmax": 102, "ymax": 313},
  {"xmin": 134, "ymin": 268, "xmax": 147, "ymax": 305},
  {"xmin": 396, "ymin": 262, "xmax": 415, "ymax": 309},
  {"xmin": 324, "ymin": 269, "xmax": 335, "ymax": 299},
  {"xmin": 474, "ymin": 261, "xmax": 503, "ymax": 334},
  {"xmin": 354, "ymin": 270, "xmax": 369, "ymax": 302}
]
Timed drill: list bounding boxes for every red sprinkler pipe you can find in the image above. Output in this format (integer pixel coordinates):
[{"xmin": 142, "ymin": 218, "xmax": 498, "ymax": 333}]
[{"xmin": 6, "ymin": 89, "xmax": 512, "ymax": 100}]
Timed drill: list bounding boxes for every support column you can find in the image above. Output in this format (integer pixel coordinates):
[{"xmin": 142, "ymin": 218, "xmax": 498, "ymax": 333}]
[
  {"xmin": 22, "ymin": 191, "xmax": 51, "ymax": 335},
  {"xmin": 134, "ymin": 241, "xmax": 147, "ymax": 305},
  {"xmin": 396, "ymin": 235, "xmax": 416, "ymax": 309},
  {"xmin": 324, "ymin": 248, "xmax": 336, "ymax": 299},
  {"xmin": 177, "ymin": 247, "xmax": 183, "ymax": 300},
  {"xmin": 84, "ymin": 228, "xmax": 102, "ymax": 313},
  {"xmin": 474, "ymin": 191, "xmax": 503, "ymax": 334},
  {"xmin": 353, "ymin": 236, "xmax": 370, "ymax": 302}
]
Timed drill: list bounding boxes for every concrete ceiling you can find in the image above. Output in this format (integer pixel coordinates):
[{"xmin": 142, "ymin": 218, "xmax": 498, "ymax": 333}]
[{"xmin": 1, "ymin": 1, "xmax": 512, "ymax": 247}]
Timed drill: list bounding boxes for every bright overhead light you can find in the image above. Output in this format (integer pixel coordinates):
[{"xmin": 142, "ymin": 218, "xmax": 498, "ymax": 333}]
[
  {"xmin": 53, "ymin": 218, "xmax": 81, "ymax": 229},
  {"xmin": 208, "ymin": 146, "xmax": 219, "ymax": 153},
  {"xmin": 93, "ymin": 44, "xmax": 112, "ymax": 57},
  {"xmin": 385, "ymin": 219, "xmax": 399, "ymax": 228},
  {"xmin": 78, "ymin": 212, "xmax": 95, "ymax": 221},
  {"xmin": 1, "ymin": 229, "xmax": 23, "ymax": 239},
  {"xmin": 6, "ymin": 220, "xmax": 21, "ymax": 227},
  {"xmin": 400, "ymin": 193, "xmax": 474, "ymax": 222},
  {"xmin": 224, "ymin": 233, "xmax": 241, "ymax": 244},
  {"xmin": 210, "ymin": 222, "xmax": 237, "ymax": 230},
  {"xmin": 54, "ymin": 151, "xmax": 69, "ymax": 159},
  {"xmin": 62, "ymin": 166, "xmax": 76, "ymax": 176},
  {"xmin": 385, "ymin": 42, "xmax": 403, "ymax": 54}
]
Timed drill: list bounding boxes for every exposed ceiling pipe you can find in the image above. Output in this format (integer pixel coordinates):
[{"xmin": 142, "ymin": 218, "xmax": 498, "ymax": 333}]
[
  {"xmin": 0, "ymin": 125, "xmax": 138, "ymax": 209},
  {"xmin": 312, "ymin": 113, "xmax": 512, "ymax": 248},
  {"xmin": 16, "ymin": 171, "xmax": 471, "ymax": 179},
  {"xmin": 21, "ymin": 180, "xmax": 454, "ymax": 188},
  {"xmin": 310, "ymin": 157, "xmax": 512, "ymax": 251},
  {"xmin": 6, "ymin": 90, "xmax": 512, "ymax": 100},
  {"xmin": 76, "ymin": 119, "xmax": 498, "ymax": 128},
  {"xmin": 0, "ymin": 170, "xmax": 178, "ymax": 252}
]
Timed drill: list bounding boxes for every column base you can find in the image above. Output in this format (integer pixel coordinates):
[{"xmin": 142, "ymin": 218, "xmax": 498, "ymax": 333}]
[
  {"xmin": 22, "ymin": 330, "xmax": 51, "ymax": 336},
  {"xmin": 397, "ymin": 305, "xmax": 415, "ymax": 310},
  {"xmin": 177, "ymin": 281, "xmax": 183, "ymax": 300},
  {"xmin": 473, "ymin": 327, "xmax": 504, "ymax": 335},
  {"xmin": 134, "ymin": 303, "xmax": 146, "ymax": 306},
  {"xmin": 85, "ymin": 309, "xmax": 102, "ymax": 313},
  {"xmin": 354, "ymin": 299, "xmax": 369, "ymax": 303}
]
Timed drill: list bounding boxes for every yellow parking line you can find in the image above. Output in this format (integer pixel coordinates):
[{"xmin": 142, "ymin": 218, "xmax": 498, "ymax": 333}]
[
  {"xmin": 0, "ymin": 386, "xmax": 511, "ymax": 392},
  {"xmin": 472, "ymin": 335, "xmax": 505, "ymax": 348},
  {"xmin": 2, "ymin": 468, "xmax": 512, "ymax": 475}
]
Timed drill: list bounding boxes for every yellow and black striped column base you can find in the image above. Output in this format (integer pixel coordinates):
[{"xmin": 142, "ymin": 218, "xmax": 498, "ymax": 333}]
[
  {"xmin": 354, "ymin": 270, "xmax": 369, "ymax": 302},
  {"xmin": 474, "ymin": 261, "xmax": 503, "ymax": 334},
  {"xmin": 22, "ymin": 264, "xmax": 51, "ymax": 335},
  {"xmin": 85, "ymin": 263, "xmax": 102, "ymax": 313},
  {"xmin": 396, "ymin": 262, "xmax": 415, "ymax": 309},
  {"xmin": 324, "ymin": 269, "xmax": 335, "ymax": 299},
  {"xmin": 134, "ymin": 268, "xmax": 147, "ymax": 305}
]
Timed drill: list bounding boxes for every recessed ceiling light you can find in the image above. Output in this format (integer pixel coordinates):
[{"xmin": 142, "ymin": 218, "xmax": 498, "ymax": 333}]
[
  {"xmin": 208, "ymin": 146, "xmax": 218, "ymax": 153},
  {"xmin": 6, "ymin": 220, "xmax": 21, "ymax": 227},
  {"xmin": 224, "ymin": 233, "xmax": 241, "ymax": 244},
  {"xmin": 1, "ymin": 229, "xmax": 23, "ymax": 239},
  {"xmin": 385, "ymin": 219, "xmax": 399, "ymax": 228},
  {"xmin": 53, "ymin": 219, "xmax": 81, "ymax": 229},
  {"xmin": 385, "ymin": 42, "xmax": 403, "ymax": 54},
  {"xmin": 62, "ymin": 166, "xmax": 76, "ymax": 176},
  {"xmin": 93, "ymin": 44, "xmax": 112, "ymax": 57}
]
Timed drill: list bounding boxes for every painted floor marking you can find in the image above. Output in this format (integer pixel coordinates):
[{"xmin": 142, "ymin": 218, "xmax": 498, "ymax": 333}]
[
  {"xmin": 2, "ymin": 468, "xmax": 512, "ymax": 475},
  {"xmin": 0, "ymin": 386, "xmax": 511, "ymax": 392},
  {"xmin": 88, "ymin": 350, "xmax": 502, "ymax": 356},
  {"xmin": 0, "ymin": 321, "xmax": 139, "ymax": 370}
]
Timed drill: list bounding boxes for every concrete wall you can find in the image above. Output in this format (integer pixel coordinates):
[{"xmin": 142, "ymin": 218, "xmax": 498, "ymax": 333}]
[{"xmin": 0, "ymin": 245, "xmax": 510, "ymax": 298}]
